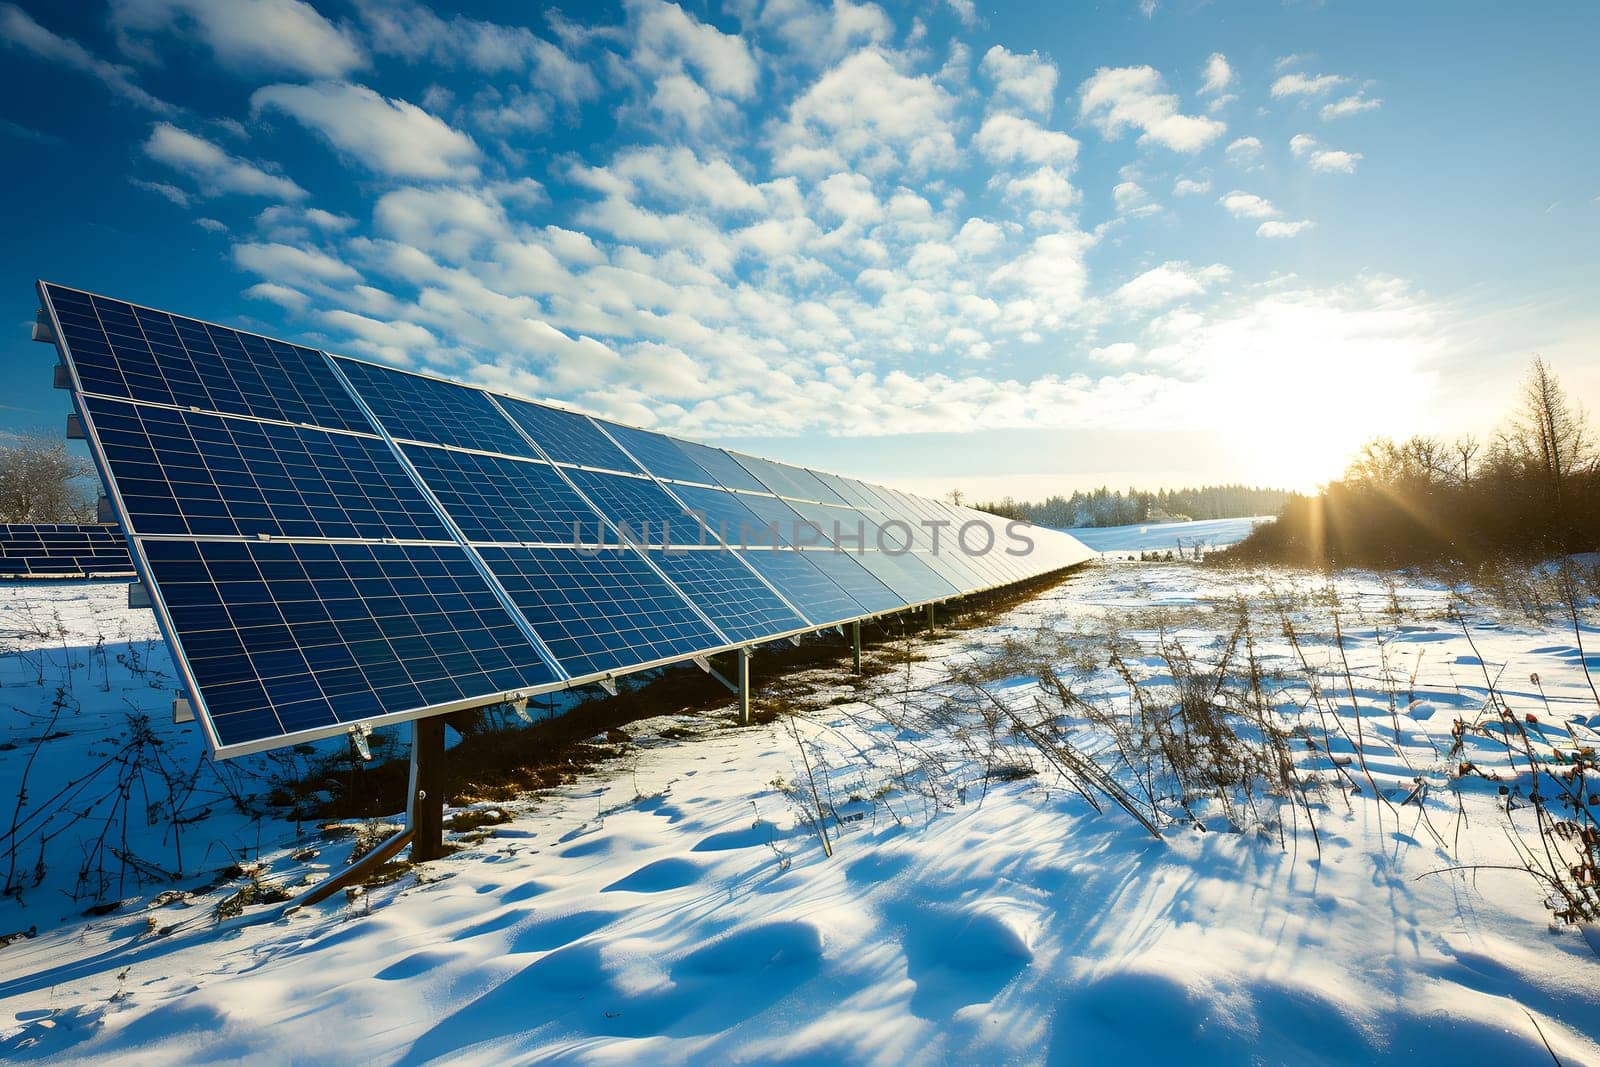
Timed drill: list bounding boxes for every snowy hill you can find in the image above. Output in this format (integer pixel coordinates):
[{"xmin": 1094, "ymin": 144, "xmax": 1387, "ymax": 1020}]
[{"xmin": 2, "ymin": 564, "xmax": 1598, "ymax": 1064}]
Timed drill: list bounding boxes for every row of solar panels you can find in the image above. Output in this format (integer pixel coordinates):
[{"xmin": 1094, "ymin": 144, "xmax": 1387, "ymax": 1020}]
[
  {"xmin": 40, "ymin": 281, "xmax": 1093, "ymax": 758},
  {"xmin": 0, "ymin": 523, "xmax": 134, "ymax": 578}
]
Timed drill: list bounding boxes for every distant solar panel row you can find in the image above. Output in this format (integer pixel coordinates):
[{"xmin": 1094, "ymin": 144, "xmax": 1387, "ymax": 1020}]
[
  {"xmin": 40, "ymin": 281, "xmax": 1093, "ymax": 757},
  {"xmin": 0, "ymin": 523, "xmax": 133, "ymax": 578}
]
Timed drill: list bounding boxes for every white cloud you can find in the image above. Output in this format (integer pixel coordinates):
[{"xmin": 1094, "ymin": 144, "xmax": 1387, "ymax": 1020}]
[
  {"xmin": 733, "ymin": 0, "xmax": 892, "ymax": 65},
  {"xmin": 195, "ymin": 216, "xmax": 227, "ymax": 232},
  {"xmin": 1005, "ymin": 167, "xmax": 1077, "ymax": 210},
  {"xmin": 1199, "ymin": 52, "xmax": 1235, "ymax": 111},
  {"xmin": 973, "ymin": 113, "xmax": 1078, "ymax": 167},
  {"xmin": 814, "ymin": 171, "xmax": 883, "ymax": 224},
  {"xmin": 1256, "ymin": 219, "xmax": 1313, "ymax": 238},
  {"xmin": 1218, "ymin": 190, "xmax": 1277, "ymax": 219},
  {"xmin": 1078, "ymin": 65, "xmax": 1225, "ymax": 153},
  {"xmin": 1173, "ymin": 176, "xmax": 1210, "ymax": 196},
  {"xmin": 628, "ymin": 0, "xmax": 759, "ymax": 99},
  {"xmin": 251, "ymin": 82, "xmax": 482, "ymax": 180},
  {"xmin": 1, "ymin": 3, "xmax": 173, "ymax": 113},
  {"xmin": 130, "ymin": 177, "xmax": 189, "ymax": 206},
  {"xmin": 989, "ymin": 231, "xmax": 1096, "ymax": 319},
  {"xmin": 1224, "ymin": 136, "xmax": 1262, "ymax": 167},
  {"xmin": 1113, "ymin": 261, "xmax": 1229, "ymax": 309},
  {"xmin": 111, "ymin": 0, "xmax": 366, "ymax": 78},
  {"xmin": 1271, "ymin": 72, "xmax": 1346, "ymax": 98},
  {"xmin": 1200, "ymin": 52, "xmax": 1234, "ymax": 95},
  {"xmin": 605, "ymin": 146, "xmax": 767, "ymax": 213},
  {"xmin": 1089, "ymin": 341, "xmax": 1140, "ymax": 365},
  {"xmin": 373, "ymin": 186, "xmax": 513, "ymax": 261},
  {"xmin": 943, "ymin": 0, "xmax": 977, "ymax": 26},
  {"xmin": 357, "ymin": 0, "xmax": 598, "ymax": 105},
  {"xmin": 233, "ymin": 241, "xmax": 361, "ymax": 284},
  {"xmin": 775, "ymin": 48, "xmax": 958, "ymax": 176},
  {"xmin": 1112, "ymin": 180, "xmax": 1158, "ymax": 217},
  {"xmin": 1321, "ymin": 92, "xmax": 1382, "ymax": 121},
  {"xmin": 1290, "ymin": 134, "xmax": 1363, "ymax": 173},
  {"xmin": 321, "ymin": 308, "xmax": 437, "ymax": 364},
  {"xmin": 979, "ymin": 45, "xmax": 1057, "ymax": 116},
  {"xmin": 143, "ymin": 123, "xmax": 307, "ymax": 200}
]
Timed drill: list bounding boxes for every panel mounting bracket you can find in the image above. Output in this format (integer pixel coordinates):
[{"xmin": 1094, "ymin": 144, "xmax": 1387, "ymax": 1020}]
[
  {"xmin": 348, "ymin": 721, "xmax": 374, "ymax": 761},
  {"xmin": 597, "ymin": 676, "xmax": 619, "ymax": 697}
]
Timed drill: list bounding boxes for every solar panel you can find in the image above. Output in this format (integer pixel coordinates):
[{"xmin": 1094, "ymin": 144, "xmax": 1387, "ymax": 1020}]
[
  {"xmin": 402, "ymin": 444, "xmax": 601, "ymax": 546},
  {"xmin": 143, "ymin": 539, "xmax": 559, "ymax": 750},
  {"xmin": 45, "ymin": 284, "xmax": 371, "ymax": 433},
  {"xmin": 561, "ymin": 468, "xmax": 711, "ymax": 548},
  {"xmin": 596, "ymin": 421, "xmax": 717, "ymax": 485},
  {"xmin": 0, "ymin": 523, "xmax": 133, "ymax": 578},
  {"xmin": 87, "ymin": 396, "xmax": 451, "ymax": 541},
  {"xmin": 644, "ymin": 547, "xmax": 808, "ymax": 643},
  {"xmin": 730, "ymin": 452, "xmax": 846, "ymax": 504},
  {"xmin": 478, "ymin": 545, "xmax": 724, "ymax": 681},
  {"xmin": 40, "ymin": 281, "xmax": 1094, "ymax": 759},
  {"xmin": 496, "ymin": 396, "xmax": 639, "ymax": 474},
  {"xmin": 333, "ymin": 356, "xmax": 535, "ymax": 458},
  {"xmin": 670, "ymin": 439, "xmax": 771, "ymax": 493},
  {"xmin": 738, "ymin": 548, "xmax": 869, "ymax": 627}
]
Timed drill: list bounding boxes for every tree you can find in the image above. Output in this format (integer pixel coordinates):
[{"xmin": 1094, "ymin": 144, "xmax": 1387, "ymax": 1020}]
[
  {"xmin": 946, "ymin": 488, "xmax": 965, "ymax": 506},
  {"xmin": 1504, "ymin": 356, "xmax": 1594, "ymax": 507},
  {"xmin": 1453, "ymin": 434, "xmax": 1480, "ymax": 484},
  {"xmin": 0, "ymin": 431, "xmax": 96, "ymax": 522}
]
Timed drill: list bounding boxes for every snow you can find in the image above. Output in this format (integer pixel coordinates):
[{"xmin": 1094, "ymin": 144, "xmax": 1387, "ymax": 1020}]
[
  {"xmin": 2, "ymin": 563, "xmax": 1599, "ymax": 1064},
  {"xmin": 1067, "ymin": 515, "xmax": 1272, "ymax": 555}
]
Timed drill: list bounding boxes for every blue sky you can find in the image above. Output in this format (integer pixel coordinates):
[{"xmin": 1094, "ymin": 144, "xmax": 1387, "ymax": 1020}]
[{"xmin": 2, "ymin": 0, "xmax": 1596, "ymax": 499}]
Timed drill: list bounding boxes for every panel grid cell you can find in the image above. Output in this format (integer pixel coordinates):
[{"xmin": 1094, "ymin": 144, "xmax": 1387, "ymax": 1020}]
[
  {"xmin": 563, "ymin": 469, "xmax": 713, "ymax": 548},
  {"xmin": 497, "ymin": 396, "xmax": 640, "ymax": 474},
  {"xmin": 0, "ymin": 524, "xmax": 133, "ymax": 577},
  {"xmin": 403, "ymin": 444, "xmax": 603, "ymax": 546},
  {"xmin": 737, "ymin": 549, "xmax": 867, "ymax": 627},
  {"xmin": 479, "ymin": 546, "xmax": 724, "ymax": 680},
  {"xmin": 730, "ymin": 452, "xmax": 846, "ymax": 504},
  {"xmin": 645, "ymin": 548, "xmax": 808, "ymax": 642},
  {"xmin": 142, "ymin": 540, "xmax": 558, "ymax": 749},
  {"xmin": 334, "ymin": 357, "xmax": 535, "ymax": 457},
  {"xmin": 45, "ymin": 285, "xmax": 372, "ymax": 433},
  {"xmin": 597, "ymin": 422, "xmax": 717, "ymax": 485},
  {"xmin": 86, "ymin": 396, "xmax": 452, "ymax": 541}
]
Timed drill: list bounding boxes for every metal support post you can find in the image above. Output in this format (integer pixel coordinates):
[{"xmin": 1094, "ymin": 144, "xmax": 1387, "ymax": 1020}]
[
  {"xmin": 926, "ymin": 603, "xmax": 936, "ymax": 634},
  {"xmin": 410, "ymin": 716, "xmax": 447, "ymax": 862},
  {"xmin": 737, "ymin": 646, "xmax": 752, "ymax": 726},
  {"xmin": 851, "ymin": 619, "xmax": 862, "ymax": 674}
]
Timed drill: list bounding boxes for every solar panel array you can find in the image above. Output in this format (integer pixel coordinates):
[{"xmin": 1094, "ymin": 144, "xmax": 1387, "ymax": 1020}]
[
  {"xmin": 0, "ymin": 523, "xmax": 133, "ymax": 578},
  {"xmin": 39, "ymin": 281, "xmax": 1093, "ymax": 757}
]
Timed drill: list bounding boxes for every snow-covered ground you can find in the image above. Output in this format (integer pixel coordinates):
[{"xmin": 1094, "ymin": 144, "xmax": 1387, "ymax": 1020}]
[
  {"xmin": 2, "ymin": 562, "xmax": 1599, "ymax": 1064},
  {"xmin": 1067, "ymin": 515, "xmax": 1272, "ymax": 556}
]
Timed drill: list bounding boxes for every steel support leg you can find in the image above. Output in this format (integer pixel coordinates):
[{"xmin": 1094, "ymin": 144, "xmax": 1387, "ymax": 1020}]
[
  {"xmin": 737, "ymin": 646, "xmax": 752, "ymax": 726},
  {"xmin": 410, "ymin": 716, "xmax": 447, "ymax": 862},
  {"xmin": 926, "ymin": 603, "xmax": 936, "ymax": 634},
  {"xmin": 851, "ymin": 619, "xmax": 862, "ymax": 674}
]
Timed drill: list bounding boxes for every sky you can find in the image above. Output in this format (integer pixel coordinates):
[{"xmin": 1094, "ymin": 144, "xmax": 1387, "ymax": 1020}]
[{"xmin": 1, "ymin": 0, "xmax": 1596, "ymax": 501}]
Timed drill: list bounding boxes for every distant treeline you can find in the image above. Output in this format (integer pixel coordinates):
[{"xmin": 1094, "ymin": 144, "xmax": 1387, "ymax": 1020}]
[
  {"xmin": 972, "ymin": 484, "xmax": 1290, "ymax": 529},
  {"xmin": 1231, "ymin": 357, "xmax": 1599, "ymax": 567}
]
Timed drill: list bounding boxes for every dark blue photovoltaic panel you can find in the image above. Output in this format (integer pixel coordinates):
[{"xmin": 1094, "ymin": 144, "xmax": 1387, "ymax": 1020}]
[
  {"xmin": 497, "ymin": 396, "xmax": 640, "ymax": 473},
  {"xmin": 671, "ymin": 440, "xmax": 770, "ymax": 493},
  {"xmin": 736, "ymin": 492, "xmax": 832, "ymax": 547},
  {"xmin": 479, "ymin": 546, "xmax": 723, "ymax": 679},
  {"xmin": 810, "ymin": 471, "xmax": 889, "ymax": 515},
  {"xmin": 0, "ymin": 524, "xmax": 133, "ymax": 578},
  {"xmin": 142, "ymin": 540, "xmax": 557, "ymax": 749},
  {"xmin": 738, "ymin": 549, "xmax": 866, "ymax": 627},
  {"xmin": 645, "ymin": 548, "xmax": 808, "ymax": 643},
  {"xmin": 403, "ymin": 444, "xmax": 601, "ymax": 546},
  {"xmin": 333, "ymin": 357, "xmax": 535, "ymax": 458},
  {"xmin": 730, "ymin": 453, "xmax": 845, "ymax": 503},
  {"xmin": 562, "ymin": 469, "xmax": 710, "ymax": 548},
  {"xmin": 797, "ymin": 548, "xmax": 907, "ymax": 615},
  {"xmin": 44, "ymin": 285, "xmax": 372, "ymax": 433},
  {"xmin": 596, "ymin": 422, "xmax": 716, "ymax": 485},
  {"xmin": 669, "ymin": 484, "xmax": 790, "ymax": 547},
  {"xmin": 850, "ymin": 547, "xmax": 959, "ymax": 604},
  {"xmin": 85, "ymin": 396, "xmax": 451, "ymax": 541}
]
